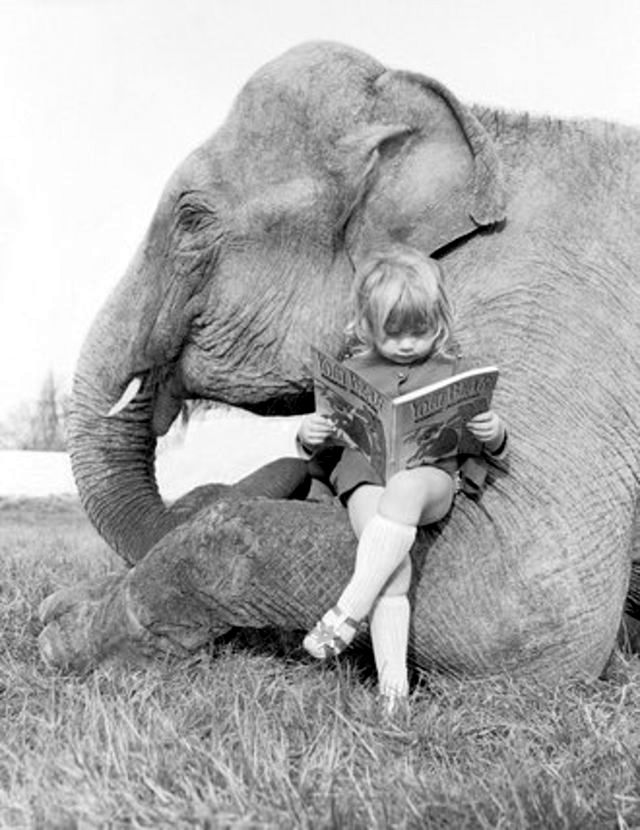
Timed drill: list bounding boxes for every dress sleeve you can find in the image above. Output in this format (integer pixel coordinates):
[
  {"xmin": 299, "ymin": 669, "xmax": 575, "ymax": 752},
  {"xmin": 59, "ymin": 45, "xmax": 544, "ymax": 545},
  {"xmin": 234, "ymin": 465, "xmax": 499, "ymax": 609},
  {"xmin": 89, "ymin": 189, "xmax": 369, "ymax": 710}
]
[
  {"xmin": 484, "ymin": 429, "xmax": 509, "ymax": 461},
  {"xmin": 294, "ymin": 431, "xmax": 313, "ymax": 460}
]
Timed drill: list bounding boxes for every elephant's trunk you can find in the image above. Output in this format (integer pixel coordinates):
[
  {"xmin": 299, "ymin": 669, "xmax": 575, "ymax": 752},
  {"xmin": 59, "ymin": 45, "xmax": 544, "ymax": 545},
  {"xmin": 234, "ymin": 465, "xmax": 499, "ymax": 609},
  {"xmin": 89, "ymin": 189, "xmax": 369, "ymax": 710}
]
[
  {"xmin": 67, "ymin": 209, "xmax": 201, "ymax": 563},
  {"xmin": 69, "ymin": 369, "xmax": 178, "ymax": 564}
]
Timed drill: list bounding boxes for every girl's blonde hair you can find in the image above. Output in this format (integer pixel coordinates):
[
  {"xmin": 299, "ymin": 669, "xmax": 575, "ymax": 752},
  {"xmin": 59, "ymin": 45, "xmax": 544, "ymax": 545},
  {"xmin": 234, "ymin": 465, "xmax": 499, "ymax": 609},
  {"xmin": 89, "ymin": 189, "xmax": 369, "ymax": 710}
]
[{"xmin": 346, "ymin": 244, "xmax": 456, "ymax": 357}]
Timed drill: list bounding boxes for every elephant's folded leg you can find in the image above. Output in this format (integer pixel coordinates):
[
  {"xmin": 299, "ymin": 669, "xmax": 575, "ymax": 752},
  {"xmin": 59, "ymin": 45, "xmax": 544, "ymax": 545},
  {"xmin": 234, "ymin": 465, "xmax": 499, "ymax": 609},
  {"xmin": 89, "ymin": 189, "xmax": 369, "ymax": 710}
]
[
  {"xmin": 126, "ymin": 497, "xmax": 353, "ymax": 644},
  {"xmin": 38, "ymin": 497, "xmax": 353, "ymax": 672}
]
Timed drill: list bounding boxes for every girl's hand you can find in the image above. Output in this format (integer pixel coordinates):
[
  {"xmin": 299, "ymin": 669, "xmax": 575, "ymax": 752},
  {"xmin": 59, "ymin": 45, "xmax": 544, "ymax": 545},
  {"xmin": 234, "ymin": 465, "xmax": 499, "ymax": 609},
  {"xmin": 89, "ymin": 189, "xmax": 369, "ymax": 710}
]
[
  {"xmin": 466, "ymin": 410, "xmax": 505, "ymax": 452},
  {"xmin": 297, "ymin": 413, "xmax": 335, "ymax": 449}
]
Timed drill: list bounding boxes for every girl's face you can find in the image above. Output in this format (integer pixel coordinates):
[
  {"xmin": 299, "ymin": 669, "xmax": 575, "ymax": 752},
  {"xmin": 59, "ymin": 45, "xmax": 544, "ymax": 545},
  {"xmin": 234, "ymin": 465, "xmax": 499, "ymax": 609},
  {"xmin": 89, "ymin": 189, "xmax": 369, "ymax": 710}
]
[{"xmin": 374, "ymin": 325, "xmax": 437, "ymax": 365}]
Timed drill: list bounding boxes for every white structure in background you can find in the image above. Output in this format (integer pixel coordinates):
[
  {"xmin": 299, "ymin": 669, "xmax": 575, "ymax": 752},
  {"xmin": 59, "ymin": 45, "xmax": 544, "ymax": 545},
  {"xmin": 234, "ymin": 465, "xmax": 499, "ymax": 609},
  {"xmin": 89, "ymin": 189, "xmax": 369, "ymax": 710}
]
[
  {"xmin": 0, "ymin": 450, "xmax": 76, "ymax": 497},
  {"xmin": 156, "ymin": 410, "xmax": 302, "ymax": 501},
  {"xmin": 0, "ymin": 411, "xmax": 302, "ymax": 500}
]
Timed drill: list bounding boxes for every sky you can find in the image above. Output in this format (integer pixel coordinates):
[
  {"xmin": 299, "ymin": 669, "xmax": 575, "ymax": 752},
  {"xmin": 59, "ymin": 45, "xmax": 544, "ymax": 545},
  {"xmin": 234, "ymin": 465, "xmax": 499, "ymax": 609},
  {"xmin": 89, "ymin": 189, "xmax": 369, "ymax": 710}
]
[{"xmin": 1, "ymin": 0, "xmax": 640, "ymax": 419}]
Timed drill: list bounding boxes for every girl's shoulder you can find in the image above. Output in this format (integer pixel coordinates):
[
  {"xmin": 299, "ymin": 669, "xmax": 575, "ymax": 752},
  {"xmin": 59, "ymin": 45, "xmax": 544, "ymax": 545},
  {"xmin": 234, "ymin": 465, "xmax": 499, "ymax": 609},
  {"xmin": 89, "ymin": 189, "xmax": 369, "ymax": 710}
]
[{"xmin": 455, "ymin": 354, "xmax": 489, "ymax": 373}]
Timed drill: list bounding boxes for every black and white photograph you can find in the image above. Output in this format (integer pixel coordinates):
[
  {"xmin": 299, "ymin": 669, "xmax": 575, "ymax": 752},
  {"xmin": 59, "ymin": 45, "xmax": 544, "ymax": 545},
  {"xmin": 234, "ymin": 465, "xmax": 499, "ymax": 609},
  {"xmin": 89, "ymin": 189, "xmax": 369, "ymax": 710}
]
[{"xmin": 2, "ymin": 1, "xmax": 640, "ymax": 826}]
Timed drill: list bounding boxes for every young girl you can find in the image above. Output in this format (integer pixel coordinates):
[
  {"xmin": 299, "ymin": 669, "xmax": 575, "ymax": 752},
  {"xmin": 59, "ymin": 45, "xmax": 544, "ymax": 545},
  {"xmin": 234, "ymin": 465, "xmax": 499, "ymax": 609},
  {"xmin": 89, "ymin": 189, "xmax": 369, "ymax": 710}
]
[{"xmin": 297, "ymin": 244, "xmax": 508, "ymax": 712}]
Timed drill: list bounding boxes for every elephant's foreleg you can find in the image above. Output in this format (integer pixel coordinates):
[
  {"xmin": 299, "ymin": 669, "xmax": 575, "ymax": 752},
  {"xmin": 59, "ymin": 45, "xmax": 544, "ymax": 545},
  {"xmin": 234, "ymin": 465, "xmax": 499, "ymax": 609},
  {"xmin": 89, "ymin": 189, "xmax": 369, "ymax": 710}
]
[
  {"xmin": 123, "ymin": 498, "xmax": 355, "ymax": 647},
  {"xmin": 39, "ymin": 498, "xmax": 354, "ymax": 672},
  {"xmin": 38, "ymin": 458, "xmax": 315, "ymax": 671}
]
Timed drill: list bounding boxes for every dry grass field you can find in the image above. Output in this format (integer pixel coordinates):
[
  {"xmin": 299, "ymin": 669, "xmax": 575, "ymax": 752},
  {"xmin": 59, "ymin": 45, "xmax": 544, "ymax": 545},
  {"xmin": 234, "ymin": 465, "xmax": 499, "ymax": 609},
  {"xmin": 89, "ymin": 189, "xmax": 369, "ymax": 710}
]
[{"xmin": 2, "ymin": 496, "xmax": 640, "ymax": 828}]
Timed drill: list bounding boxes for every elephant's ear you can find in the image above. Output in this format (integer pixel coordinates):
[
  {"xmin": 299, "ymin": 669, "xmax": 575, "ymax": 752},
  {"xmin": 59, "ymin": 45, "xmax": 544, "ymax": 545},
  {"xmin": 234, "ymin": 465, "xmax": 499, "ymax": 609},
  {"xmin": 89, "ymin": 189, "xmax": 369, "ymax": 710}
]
[
  {"xmin": 343, "ymin": 69, "xmax": 506, "ymax": 260},
  {"xmin": 334, "ymin": 122, "xmax": 417, "ymax": 228}
]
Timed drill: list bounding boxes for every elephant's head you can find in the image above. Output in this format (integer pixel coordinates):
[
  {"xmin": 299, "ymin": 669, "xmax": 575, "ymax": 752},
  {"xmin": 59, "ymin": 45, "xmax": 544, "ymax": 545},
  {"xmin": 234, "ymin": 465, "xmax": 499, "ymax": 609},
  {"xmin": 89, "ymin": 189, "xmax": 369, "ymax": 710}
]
[{"xmin": 70, "ymin": 41, "xmax": 505, "ymax": 562}]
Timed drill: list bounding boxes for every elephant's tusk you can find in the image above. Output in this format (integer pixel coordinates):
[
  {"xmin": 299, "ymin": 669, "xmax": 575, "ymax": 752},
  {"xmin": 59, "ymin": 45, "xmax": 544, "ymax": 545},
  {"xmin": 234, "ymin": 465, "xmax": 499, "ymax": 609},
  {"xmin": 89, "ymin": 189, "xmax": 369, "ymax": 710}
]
[{"xmin": 107, "ymin": 376, "xmax": 144, "ymax": 417}]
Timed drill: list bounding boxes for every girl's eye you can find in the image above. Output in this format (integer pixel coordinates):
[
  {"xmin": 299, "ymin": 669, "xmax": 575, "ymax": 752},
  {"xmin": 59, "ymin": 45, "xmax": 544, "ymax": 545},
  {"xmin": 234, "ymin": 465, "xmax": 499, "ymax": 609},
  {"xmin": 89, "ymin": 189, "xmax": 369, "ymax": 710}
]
[{"xmin": 384, "ymin": 324, "xmax": 431, "ymax": 338}]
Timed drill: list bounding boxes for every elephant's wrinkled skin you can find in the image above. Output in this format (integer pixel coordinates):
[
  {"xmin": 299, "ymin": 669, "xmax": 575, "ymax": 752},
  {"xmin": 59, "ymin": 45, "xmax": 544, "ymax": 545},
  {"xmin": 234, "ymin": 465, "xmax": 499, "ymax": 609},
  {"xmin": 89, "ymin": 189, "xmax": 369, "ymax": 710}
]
[{"xmin": 42, "ymin": 41, "xmax": 640, "ymax": 680}]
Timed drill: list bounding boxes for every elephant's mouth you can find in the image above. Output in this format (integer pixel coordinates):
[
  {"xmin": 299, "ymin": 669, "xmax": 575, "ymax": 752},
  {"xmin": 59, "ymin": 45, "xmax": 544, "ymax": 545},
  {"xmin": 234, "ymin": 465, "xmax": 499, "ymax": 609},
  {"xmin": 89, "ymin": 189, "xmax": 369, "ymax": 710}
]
[
  {"xmin": 108, "ymin": 364, "xmax": 316, "ymax": 436},
  {"xmin": 177, "ymin": 352, "xmax": 316, "ymax": 417},
  {"xmin": 175, "ymin": 391, "xmax": 316, "ymax": 421},
  {"xmin": 238, "ymin": 390, "xmax": 315, "ymax": 417}
]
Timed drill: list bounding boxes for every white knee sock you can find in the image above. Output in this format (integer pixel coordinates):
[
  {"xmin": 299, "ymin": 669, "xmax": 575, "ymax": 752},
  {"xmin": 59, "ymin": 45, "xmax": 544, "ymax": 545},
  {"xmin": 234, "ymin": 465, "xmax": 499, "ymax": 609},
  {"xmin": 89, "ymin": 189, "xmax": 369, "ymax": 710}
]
[
  {"xmin": 336, "ymin": 514, "xmax": 416, "ymax": 622},
  {"xmin": 369, "ymin": 594, "xmax": 410, "ymax": 699}
]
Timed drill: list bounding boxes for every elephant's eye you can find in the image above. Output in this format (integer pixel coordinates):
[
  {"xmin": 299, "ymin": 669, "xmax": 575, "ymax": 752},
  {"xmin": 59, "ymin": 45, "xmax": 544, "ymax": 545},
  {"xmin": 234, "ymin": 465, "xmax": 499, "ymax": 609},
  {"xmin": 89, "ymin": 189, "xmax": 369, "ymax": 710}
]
[
  {"xmin": 179, "ymin": 205, "xmax": 208, "ymax": 233},
  {"xmin": 176, "ymin": 194, "xmax": 218, "ymax": 235}
]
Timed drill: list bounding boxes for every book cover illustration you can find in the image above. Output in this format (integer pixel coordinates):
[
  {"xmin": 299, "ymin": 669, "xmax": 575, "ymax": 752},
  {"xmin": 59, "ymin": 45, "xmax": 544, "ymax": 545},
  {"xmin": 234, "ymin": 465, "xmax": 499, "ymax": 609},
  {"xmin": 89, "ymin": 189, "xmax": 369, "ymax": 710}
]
[
  {"xmin": 312, "ymin": 349, "xmax": 390, "ymax": 476},
  {"xmin": 312, "ymin": 347, "xmax": 499, "ymax": 481},
  {"xmin": 393, "ymin": 374, "xmax": 498, "ymax": 472}
]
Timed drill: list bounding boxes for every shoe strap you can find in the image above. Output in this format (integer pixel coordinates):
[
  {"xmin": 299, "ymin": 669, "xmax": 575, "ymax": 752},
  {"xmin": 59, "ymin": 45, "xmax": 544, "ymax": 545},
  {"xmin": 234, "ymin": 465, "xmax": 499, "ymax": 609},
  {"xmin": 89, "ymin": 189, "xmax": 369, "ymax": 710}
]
[{"xmin": 330, "ymin": 605, "xmax": 360, "ymax": 633}]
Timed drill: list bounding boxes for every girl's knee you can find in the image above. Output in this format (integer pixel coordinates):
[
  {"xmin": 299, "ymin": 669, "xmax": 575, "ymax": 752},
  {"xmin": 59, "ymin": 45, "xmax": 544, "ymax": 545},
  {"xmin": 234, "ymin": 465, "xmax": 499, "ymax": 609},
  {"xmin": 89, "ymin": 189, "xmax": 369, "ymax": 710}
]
[
  {"xmin": 384, "ymin": 469, "xmax": 425, "ymax": 503},
  {"xmin": 381, "ymin": 467, "xmax": 453, "ymax": 526}
]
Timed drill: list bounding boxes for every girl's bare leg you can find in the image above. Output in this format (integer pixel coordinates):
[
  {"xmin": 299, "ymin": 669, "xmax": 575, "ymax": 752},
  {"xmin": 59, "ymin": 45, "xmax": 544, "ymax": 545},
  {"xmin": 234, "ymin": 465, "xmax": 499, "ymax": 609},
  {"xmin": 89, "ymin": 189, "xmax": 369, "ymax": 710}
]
[{"xmin": 345, "ymin": 484, "xmax": 383, "ymax": 539}]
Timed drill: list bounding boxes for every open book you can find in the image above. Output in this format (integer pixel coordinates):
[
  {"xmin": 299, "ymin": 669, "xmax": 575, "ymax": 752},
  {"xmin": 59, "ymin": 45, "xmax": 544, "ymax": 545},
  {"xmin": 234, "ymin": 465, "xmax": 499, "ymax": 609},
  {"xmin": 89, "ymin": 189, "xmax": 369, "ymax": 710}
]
[{"xmin": 312, "ymin": 347, "xmax": 499, "ymax": 481}]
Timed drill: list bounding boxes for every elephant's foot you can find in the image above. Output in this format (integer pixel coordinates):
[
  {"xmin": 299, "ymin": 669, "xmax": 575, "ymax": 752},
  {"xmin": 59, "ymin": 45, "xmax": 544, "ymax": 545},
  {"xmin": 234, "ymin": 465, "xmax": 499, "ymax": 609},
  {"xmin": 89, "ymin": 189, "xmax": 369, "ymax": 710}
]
[
  {"xmin": 38, "ymin": 573, "xmax": 125, "ymax": 626},
  {"xmin": 38, "ymin": 574, "xmax": 153, "ymax": 673}
]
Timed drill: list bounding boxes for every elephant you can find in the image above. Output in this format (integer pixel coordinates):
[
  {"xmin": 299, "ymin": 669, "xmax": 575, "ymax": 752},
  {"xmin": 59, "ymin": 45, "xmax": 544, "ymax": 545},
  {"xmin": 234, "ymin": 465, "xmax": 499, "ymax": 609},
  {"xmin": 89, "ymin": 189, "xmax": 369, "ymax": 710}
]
[{"xmin": 38, "ymin": 40, "xmax": 640, "ymax": 682}]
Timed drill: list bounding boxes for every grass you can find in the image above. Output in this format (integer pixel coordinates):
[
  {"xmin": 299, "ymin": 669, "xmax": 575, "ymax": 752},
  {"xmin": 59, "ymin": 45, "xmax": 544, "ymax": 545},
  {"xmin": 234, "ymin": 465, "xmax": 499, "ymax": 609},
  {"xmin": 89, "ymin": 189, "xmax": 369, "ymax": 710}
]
[{"xmin": 2, "ymin": 499, "xmax": 640, "ymax": 828}]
